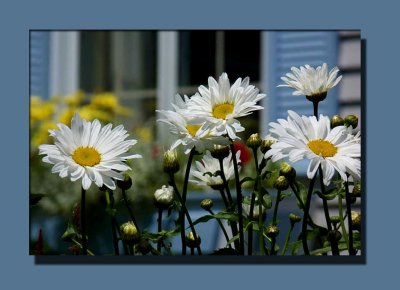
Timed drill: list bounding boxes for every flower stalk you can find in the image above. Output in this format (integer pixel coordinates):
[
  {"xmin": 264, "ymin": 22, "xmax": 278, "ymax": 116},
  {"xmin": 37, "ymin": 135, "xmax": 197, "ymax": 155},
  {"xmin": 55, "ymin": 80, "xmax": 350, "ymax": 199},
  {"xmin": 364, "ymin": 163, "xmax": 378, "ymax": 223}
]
[{"xmin": 80, "ymin": 187, "xmax": 87, "ymax": 255}]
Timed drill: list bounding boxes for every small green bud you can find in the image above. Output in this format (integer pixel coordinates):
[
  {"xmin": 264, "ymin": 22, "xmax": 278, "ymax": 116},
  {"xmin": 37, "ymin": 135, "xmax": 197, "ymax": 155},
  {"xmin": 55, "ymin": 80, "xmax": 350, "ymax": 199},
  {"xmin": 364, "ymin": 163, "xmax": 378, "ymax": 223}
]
[
  {"xmin": 200, "ymin": 199, "xmax": 214, "ymax": 211},
  {"xmin": 117, "ymin": 174, "xmax": 133, "ymax": 190},
  {"xmin": 246, "ymin": 133, "xmax": 262, "ymax": 150},
  {"xmin": 153, "ymin": 185, "xmax": 174, "ymax": 209},
  {"xmin": 120, "ymin": 221, "xmax": 140, "ymax": 242},
  {"xmin": 186, "ymin": 232, "xmax": 201, "ymax": 248},
  {"xmin": 163, "ymin": 150, "xmax": 180, "ymax": 174},
  {"xmin": 327, "ymin": 230, "xmax": 342, "ymax": 242},
  {"xmin": 279, "ymin": 162, "xmax": 296, "ymax": 181},
  {"xmin": 289, "ymin": 213, "xmax": 301, "ymax": 224},
  {"xmin": 306, "ymin": 92, "xmax": 327, "ymax": 103},
  {"xmin": 344, "ymin": 114, "xmax": 358, "ymax": 129},
  {"xmin": 331, "ymin": 115, "xmax": 345, "ymax": 128},
  {"xmin": 260, "ymin": 139, "xmax": 275, "ymax": 154},
  {"xmin": 210, "ymin": 144, "xmax": 230, "ymax": 159},
  {"xmin": 61, "ymin": 224, "xmax": 77, "ymax": 242},
  {"xmin": 351, "ymin": 182, "xmax": 361, "ymax": 197},
  {"xmin": 137, "ymin": 239, "xmax": 151, "ymax": 255},
  {"xmin": 351, "ymin": 211, "xmax": 361, "ymax": 231},
  {"xmin": 274, "ymin": 176, "xmax": 289, "ymax": 191},
  {"xmin": 330, "ymin": 216, "xmax": 341, "ymax": 226},
  {"xmin": 265, "ymin": 225, "xmax": 280, "ymax": 238}
]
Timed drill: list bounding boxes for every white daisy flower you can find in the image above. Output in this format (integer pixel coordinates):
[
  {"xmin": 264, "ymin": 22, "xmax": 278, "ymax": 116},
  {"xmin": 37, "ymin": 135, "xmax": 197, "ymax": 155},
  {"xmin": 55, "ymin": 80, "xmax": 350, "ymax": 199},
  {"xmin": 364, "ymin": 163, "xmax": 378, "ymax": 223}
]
[
  {"xmin": 278, "ymin": 63, "xmax": 342, "ymax": 101},
  {"xmin": 38, "ymin": 113, "xmax": 142, "ymax": 190},
  {"xmin": 264, "ymin": 110, "xmax": 360, "ymax": 186},
  {"xmin": 157, "ymin": 94, "xmax": 229, "ymax": 154},
  {"xmin": 187, "ymin": 73, "xmax": 266, "ymax": 140},
  {"xmin": 190, "ymin": 151, "xmax": 241, "ymax": 188}
]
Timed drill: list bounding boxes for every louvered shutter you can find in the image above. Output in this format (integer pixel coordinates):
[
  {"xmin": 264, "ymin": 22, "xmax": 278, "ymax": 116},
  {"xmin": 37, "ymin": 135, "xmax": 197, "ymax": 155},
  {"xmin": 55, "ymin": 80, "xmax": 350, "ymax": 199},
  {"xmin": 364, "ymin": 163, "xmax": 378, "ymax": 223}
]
[
  {"xmin": 30, "ymin": 31, "xmax": 50, "ymax": 99},
  {"xmin": 262, "ymin": 31, "xmax": 340, "ymax": 174}
]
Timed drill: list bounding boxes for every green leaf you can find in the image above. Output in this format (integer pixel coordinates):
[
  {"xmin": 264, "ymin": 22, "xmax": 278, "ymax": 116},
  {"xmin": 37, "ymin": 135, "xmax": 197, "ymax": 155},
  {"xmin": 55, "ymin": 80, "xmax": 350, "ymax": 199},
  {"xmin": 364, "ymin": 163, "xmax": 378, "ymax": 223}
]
[
  {"xmin": 30, "ymin": 193, "xmax": 45, "ymax": 206},
  {"xmin": 240, "ymin": 176, "xmax": 254, "ymax": 185},
  {"xmin": 310, "ymin": 241, "xmax": 361, "ymax": 256},
  {"xmin": 315, "ymin": 188, "xmax": 344, "ymax": 200},
  {"xmin": 192, "ymin": 212, "xmax": 240, "ymax": 227},
  {"xmin": 227, "ymin": 233, "xmax": 240, "ymax": 245},
  {"xmin": 261, "ymin": 170, "xmax": 273, "ymax": 180},
  {"xmin": 295, "ymin": 181, "xmax": 308, "ymax": 210},
  {"xmin": 263, "ymin": 194, "xmax": 272, "ymax": 209},
  {"xmin": 279, "ymin": 192, "xmax": 292, "ymax": 201},
  {"xmin": 289, "ymin": 240, "xmax": 303, "ymax": 256}
]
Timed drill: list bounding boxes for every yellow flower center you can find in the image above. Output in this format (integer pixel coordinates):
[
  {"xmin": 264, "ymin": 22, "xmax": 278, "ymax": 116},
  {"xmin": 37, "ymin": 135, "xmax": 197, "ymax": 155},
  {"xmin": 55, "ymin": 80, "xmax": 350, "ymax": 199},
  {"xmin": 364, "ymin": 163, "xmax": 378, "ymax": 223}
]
[
  {"xmin": 72, "ymin": 146, "xmax": 101, "ymax": 166},
  {"xmin": 212, "ymin": 103, "xmax": 234, "ymax": 120},
  {"xmin": 307, "ymin": 139, "xmax": 337, "ymax": 158},
  {"xmin": 186, "ymin": 124, "xmax": 202, "ymax": 137}
]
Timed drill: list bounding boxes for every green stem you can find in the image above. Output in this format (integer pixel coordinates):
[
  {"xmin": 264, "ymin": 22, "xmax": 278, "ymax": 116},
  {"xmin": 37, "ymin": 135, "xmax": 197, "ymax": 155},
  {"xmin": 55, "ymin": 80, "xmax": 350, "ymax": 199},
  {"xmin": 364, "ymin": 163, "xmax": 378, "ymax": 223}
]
[
  {"xmin": 106, "ymin": 190, "xmax": 119, "ymax": 255},
  {"xmin": 209, "ymin": 209, "xmax": 231, "ymax": 247},
  {"xmin": 169, "ymin": 173, "xmax": 202, "ymax": 255},
  {"xmin": 121, "ymin": 189, "xmax": 140, "ymax": 233},
  {"xmin": 270, "ymin": 189, "xmax": 281, "ymax": 255},
  {"xmin": 218, "ymin": 158, "xmax": 239, "ymax": 250},
  {"xmin": 157, "ymin": 208, "xmax": 163, "ymax": 252},
  {"xmin": 302, "ymin": 175, "xmax": 317, "ymax": 255},
  {"xmin": 344, "ymin": 181, "xmax": 356, "ymax": 255},
  {"xmin": 80, "ymin": 187, "xmax": 87, "ymax": 255},
  {"xmin": 230, "ymin": 143, "xmax": 244, "ymax": 255},
  {"xmin": 248, "ymin": 148, "xmax": 260, "ymax": 256},
  {"xmin": 282, "ymin": 223, "xmax": 294, "ymax": 255},
  {"xmin": 179, "ymin": 148, "xmax": 196, "ymax": 255},
  {"xmin": 338, "ymin": 194, "xmax": 349, "ymax": 249},
  {"xmin": 290, "ymin": 183, "xmax": 317, "ymax": 228}
]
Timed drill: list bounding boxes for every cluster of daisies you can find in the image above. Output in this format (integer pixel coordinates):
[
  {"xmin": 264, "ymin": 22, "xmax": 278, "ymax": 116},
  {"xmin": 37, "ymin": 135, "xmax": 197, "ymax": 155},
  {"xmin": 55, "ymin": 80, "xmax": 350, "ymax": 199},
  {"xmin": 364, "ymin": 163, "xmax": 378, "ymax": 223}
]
[{"xmin": 38, "ymin": 63, "xmax": 360, "ymax": 195}]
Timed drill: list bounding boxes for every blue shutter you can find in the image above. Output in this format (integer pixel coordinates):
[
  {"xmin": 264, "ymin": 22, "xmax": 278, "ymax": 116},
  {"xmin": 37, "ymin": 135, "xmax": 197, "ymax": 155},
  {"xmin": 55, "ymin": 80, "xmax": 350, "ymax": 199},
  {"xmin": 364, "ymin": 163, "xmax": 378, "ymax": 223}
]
[
  {"xmin": 265, "ymin": 31, "xmax": 340, "ymax": 121},
  {"xmin": 30, "ymin": 31, "xmax": 50, "ymax": 99},
  {"xmin": 262, "ymin": 31, "xmax": 340, "ymax": 175}
]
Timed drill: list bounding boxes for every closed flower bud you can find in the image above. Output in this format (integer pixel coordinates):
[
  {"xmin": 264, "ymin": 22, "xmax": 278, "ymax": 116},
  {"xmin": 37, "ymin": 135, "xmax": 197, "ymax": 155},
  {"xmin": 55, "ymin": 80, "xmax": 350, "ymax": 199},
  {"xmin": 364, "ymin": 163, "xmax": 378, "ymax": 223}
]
[
  {"xmin": 137, "ymin": 239, "xmax": 151, "ymax": 255},
  {"xmin": 279, "ymin": 162, "xmax": 296, "ymax": 181},
  {"xmin": 163, "ymin": 150, "xmax": 180, "ymax": 174},
  {"xmin": 210, "ymin": 144, "xmax": 230, "ymax": 159},
  {"xmin": 153, "ymin": 185, "xmax": 174, "ymax": 209},
  {"xmin": 331, "ymin": 115, "xmax": 344, "ymax": 128},
  {"xmin": 246, "ymin": 133, "xmax": 262, "ymax": 150},
  {"xmin": 344, "ymin": 114, "xmax": 358, "ymax": 129},
  {"xmin": 266, "ymin": 225, "xmax": 279, "ymax": 238},
  {"xmin": 289, "ymin": 213, "xmax": 301, "ymax": 224},
  {"xmin": 186, "ymin": 232, "xmax": 201, "ymax": 248},
  {"xmin": 330, "ymin": 215, "xmax": 341, "ymax": 226},
  {"xmin": 200, "ymin": 199, "xmax": 214, "ymax": 211},
  {"xmin": 260, "ymin": 139, "xmax": 275, "ymax": 154},
  {"xmin": 120, "ymin": 221, "xmax": 140, "ymax": 242},
  {"xmin": 274, "ymin": 176, "xmax": 289, "ymax": 191},
  {"xmin": 351, "ymin": 211, "xmax": 361, "ymax": 231},
  {"xmin": 351, "ymin": 182, "xmax": 361, "ymax": 197},
  {"xmin": 117, "ymin": 174, "xmax": 132, "ymax": 190},
  {"xmin": 327, "ymin": 230, "xmax": 342, "ymax": 242}
]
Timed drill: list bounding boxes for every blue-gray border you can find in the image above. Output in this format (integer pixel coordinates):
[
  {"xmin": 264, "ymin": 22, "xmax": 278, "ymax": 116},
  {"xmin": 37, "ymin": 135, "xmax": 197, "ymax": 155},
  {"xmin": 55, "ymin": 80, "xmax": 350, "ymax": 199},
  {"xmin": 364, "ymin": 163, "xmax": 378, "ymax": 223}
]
[{"xmin": 3, "ymin": 0, "xmax": 399, "ymax": 288}]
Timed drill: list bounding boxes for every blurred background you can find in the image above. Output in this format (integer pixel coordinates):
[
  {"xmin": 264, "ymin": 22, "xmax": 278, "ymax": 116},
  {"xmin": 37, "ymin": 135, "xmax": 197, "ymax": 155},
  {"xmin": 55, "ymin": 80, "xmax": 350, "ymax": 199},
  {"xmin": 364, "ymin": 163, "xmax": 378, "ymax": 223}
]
[{"xmin": 30, "ymin": 30, "xmax": 361, "ymax": 255}]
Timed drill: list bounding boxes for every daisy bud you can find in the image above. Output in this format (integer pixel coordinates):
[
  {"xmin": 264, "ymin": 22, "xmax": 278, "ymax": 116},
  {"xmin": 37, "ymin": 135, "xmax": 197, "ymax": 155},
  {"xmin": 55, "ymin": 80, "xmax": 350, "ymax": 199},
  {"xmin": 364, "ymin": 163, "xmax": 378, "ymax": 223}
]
[
  {"xmin": 330, "ymin": 115, "xmax": 344, "ymax": 128},
  {"xmin": 351, "ymin": 182, "xmax": 361, "ymax": 197},
  {"xmin": 137, "ymin": 239, "xmax": 151, "ymax": 255},
  {"xmin": 306, "ymin": 92, "xmax": 327, "ymax": 103},
  {"xmin": 274, "ymin": 176, "xmax": 289, "ymax": 191},
  {"xmin": 260, "ymin": 139, "xmax": 275, "ymax": 154},
  {"xmin": 210, "ymin": 144, "xmax": 230, "ymax": 160},
  {"xmin": 200, "ymin": 199, "xmax": 214, "ymax": 211},
  {"xmin": 351, "ymin": 211, "xmax": 361, "ymax": 231},
  {"xmin": 117, "ymin": 174, "xmax": 132, "ymax": 190},
  {"xmin": 163, "ymin": 150, "xmax": 180, "ymax": 174},
  {"xmin": 344, "ymin": 114, "xmax": 358, "ymax": 129},
  {"xmin": 330, "ymin": 215, "xmax": 341, "ymax": 226},
  {"xmin": 327, "ymin": 230, "xmax": 342, "ymax": 242},
  {"xmin": 120, "ymin": 221, "xmax": 140, "ymax": 242},
  {"xmin": 153, "ymin": 185, "xmax": 174, "ymax": 209},
  {"xmin": 265, "ymin": 225, "xmax": 279, "ymax": 238},
  {"xmin": 289, "ymin": 213, "xmax": 301, "ymax": 225},
  {"xmin": 279, "ymin": 162, "xmax": 296, "ymax": 181},
  {"xmin": 246, "ymin": 133, "xmax": 262, "ymax": 150},
  {"xmin": 186, "ymin": 232, "xmax": 201, "ymax": 248}
]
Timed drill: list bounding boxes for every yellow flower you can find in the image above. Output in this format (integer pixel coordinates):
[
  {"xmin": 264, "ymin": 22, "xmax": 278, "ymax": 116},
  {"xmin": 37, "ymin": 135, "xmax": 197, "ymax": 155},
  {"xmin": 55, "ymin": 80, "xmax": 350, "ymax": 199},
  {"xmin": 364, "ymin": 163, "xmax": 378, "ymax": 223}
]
[
  {"xmin": 78, "ymin": 105, "xmax": 111, "ymax": 122},
  {"xmin": 30, "ymin": 96, "xmax": 55, "ymax": 125},
  {"xmin": 31, "ymin": 121, "xmax": 57, "ymax": 148},
  {"xmin": 90, "ymin": 92, "xmax": 132, "ymax": 116},
  {"xmin": 58, "ymin": 108, "xmax": 76, "ymax": 126},
  {"xmin": 136, "ymin": 127, "xmax": 153, "ymax": 143},
  {"xmin": 64, "ymin": 90, "xmax": 85, "ymax": 107}
]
